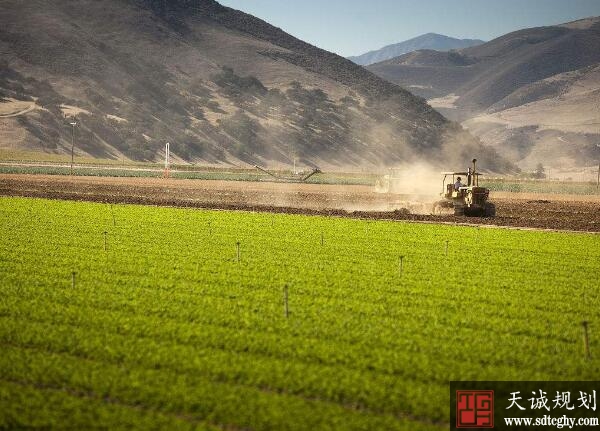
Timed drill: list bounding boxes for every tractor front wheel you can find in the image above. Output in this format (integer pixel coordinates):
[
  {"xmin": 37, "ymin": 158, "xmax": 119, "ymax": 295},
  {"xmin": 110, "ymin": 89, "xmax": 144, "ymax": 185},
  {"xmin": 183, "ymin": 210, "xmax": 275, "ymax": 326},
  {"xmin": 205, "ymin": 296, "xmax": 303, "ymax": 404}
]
[
  {"xmin": 453, "ymin": 205, "xmax": 465, "ymax": 216},
  {"xmin": 484, "ymin": 202, "xmax": 496, "ymax": 217}
]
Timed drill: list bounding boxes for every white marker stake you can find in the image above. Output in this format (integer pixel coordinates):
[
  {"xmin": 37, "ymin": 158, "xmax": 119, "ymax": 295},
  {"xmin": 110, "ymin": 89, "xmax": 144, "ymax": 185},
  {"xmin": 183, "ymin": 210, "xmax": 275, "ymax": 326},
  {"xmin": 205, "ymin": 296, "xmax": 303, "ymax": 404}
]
[{"xmin": 164, "ymin": 142, "xmax": 170, "ymax": 178}]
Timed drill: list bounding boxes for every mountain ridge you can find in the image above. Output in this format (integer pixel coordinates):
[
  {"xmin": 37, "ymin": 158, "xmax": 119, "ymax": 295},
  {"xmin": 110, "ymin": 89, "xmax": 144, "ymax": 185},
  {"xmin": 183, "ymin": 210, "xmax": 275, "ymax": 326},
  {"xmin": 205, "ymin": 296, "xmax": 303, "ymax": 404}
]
[
  {"xmin": 366, "ymin": 16, "xmax": 600, "ymax": 169},
  {"xmin": 348, "ymin": 33, "xmax": 484, "ymax": 66}
]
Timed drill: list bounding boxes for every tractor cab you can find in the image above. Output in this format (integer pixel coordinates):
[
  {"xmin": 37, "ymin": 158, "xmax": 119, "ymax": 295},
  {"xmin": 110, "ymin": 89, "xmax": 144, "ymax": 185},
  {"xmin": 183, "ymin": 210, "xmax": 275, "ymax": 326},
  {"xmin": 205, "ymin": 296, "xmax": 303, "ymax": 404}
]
[{"xmin": 441, "ymin": 171, "xmax": 483, "ymax": 199}]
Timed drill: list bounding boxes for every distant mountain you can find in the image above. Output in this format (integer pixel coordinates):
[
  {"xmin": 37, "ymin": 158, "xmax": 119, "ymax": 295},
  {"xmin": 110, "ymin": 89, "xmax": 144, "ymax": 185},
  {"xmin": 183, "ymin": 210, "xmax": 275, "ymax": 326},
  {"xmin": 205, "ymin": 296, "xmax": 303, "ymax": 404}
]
[
  {"xmin": 367, "ymin": 17, "xmax": 600, "ymax": 169},
  {"xmin": 0, "ymin": 0, "xmax": 512, "ymax": 171},
  {"xmin": 347, "ymin": 33, "xmax": 485, "ymax": 66}
]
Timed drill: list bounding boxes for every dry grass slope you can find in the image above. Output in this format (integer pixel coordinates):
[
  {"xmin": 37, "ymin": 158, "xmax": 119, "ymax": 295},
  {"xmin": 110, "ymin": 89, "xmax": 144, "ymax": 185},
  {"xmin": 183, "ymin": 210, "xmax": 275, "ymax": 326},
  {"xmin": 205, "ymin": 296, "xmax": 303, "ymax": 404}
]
[{"xmin": 0, "ymin": 0, "xmax": 512, "ymax": 171}]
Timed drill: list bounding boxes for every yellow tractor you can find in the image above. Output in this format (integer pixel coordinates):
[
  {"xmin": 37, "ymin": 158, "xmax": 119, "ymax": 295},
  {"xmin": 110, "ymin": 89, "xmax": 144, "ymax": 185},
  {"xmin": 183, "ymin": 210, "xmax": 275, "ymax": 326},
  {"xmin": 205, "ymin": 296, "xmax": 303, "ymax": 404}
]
[{"xmin": 434, "ymin": 159, "xmax": 495, "ymax": 216}]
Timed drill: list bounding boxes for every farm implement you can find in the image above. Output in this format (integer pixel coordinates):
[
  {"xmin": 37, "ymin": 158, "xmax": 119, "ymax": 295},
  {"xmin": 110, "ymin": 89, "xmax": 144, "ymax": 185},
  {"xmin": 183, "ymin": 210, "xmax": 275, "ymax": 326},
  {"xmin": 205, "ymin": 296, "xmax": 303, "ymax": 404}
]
[{"xmin": 253, "ymin": 165, "xmax": 321, "ymax": 183}]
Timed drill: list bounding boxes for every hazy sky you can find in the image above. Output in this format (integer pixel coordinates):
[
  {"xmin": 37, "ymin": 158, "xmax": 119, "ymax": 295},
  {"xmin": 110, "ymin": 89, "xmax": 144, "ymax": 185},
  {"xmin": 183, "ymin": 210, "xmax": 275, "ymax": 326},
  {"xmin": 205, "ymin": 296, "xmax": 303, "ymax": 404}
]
[{"xmin": 218, "ymin": 0, "xmax": 600, "ymax": 57}]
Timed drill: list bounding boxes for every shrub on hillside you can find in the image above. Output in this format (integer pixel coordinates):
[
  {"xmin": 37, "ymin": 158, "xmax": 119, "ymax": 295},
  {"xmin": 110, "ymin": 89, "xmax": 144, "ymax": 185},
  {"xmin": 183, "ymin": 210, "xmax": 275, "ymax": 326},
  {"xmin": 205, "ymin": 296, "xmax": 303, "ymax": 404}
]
[{"xmin": 211, "ymin": 67, "xmax": 267, "ymax": 98}]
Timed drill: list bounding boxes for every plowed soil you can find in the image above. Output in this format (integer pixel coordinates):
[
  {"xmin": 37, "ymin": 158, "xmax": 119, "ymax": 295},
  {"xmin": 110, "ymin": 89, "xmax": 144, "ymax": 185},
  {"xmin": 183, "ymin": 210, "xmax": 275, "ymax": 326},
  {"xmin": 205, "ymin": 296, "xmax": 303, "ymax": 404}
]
[{"xmin": 1, "ymin": 174, "xmax": 599, "ymax": 232}]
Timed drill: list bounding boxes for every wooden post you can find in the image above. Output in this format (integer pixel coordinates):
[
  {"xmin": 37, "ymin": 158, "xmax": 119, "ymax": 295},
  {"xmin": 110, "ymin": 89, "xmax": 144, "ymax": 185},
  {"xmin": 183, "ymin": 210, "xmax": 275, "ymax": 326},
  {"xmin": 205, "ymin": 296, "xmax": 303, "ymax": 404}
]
[
  {"xmin": 283, "ymin": 285, "xmax": 289, "ymax": 318},
  {"xmin": 103, "ymin": 231, "xmax": 107, "ymax": 251},
  {"xmin": 582, "ymin": 321, "xmax": 591, "ymax": 360},
  {"xmin": 110, "ymin": 204, "xmax": 116, "ymax": 227},
  {"xmin": 71, "ymin": 271, "xmax": 76, "ymax": 288},
  {"xmin": 236, "ymin": 241, "xmax": 240, "ymax": 263},
  {"xmin": 399, "ymin": 256, "xmax": 404, "ymax": 275}
]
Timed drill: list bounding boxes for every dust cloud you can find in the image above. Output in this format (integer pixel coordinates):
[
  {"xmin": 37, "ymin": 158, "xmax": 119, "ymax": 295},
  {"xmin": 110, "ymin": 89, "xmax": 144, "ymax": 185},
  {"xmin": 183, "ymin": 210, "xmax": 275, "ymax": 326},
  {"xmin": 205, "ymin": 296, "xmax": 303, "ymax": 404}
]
[{"xmin": 243, "ymin": 114, "xmax": 507, "ymax": 216}]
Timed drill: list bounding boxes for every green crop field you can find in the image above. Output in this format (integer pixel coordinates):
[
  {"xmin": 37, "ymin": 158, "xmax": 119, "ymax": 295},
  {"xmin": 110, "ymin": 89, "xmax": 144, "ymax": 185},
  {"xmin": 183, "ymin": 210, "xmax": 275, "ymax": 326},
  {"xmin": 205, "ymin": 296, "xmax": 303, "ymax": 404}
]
[
  {"xmin": 481, "ymin": 179, "xmax": 600, "ymax": 196},
  {"xmin": 1, "ymin": 197, "xmax": 599, "ymax": 430},
  {"xmin": 0, "ymin": 165, "xmax": 377, "ymax": 186}
]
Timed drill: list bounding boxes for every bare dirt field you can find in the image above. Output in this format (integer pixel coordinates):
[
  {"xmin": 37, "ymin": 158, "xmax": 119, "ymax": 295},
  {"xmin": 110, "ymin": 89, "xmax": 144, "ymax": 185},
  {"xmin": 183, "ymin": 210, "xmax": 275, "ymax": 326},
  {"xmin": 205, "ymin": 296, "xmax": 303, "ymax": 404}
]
[{"xmin": 1, "ymin": 174, "xmax": 599, "ymax": 232}]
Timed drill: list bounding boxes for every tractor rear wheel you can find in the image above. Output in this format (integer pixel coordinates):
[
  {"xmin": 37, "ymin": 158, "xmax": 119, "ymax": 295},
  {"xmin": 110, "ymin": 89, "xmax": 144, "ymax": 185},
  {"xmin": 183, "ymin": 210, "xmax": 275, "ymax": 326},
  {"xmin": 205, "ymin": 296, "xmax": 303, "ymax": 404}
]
[{"xmin": 484, "ymin": 202, "xmax": 496, "ymax": 217}]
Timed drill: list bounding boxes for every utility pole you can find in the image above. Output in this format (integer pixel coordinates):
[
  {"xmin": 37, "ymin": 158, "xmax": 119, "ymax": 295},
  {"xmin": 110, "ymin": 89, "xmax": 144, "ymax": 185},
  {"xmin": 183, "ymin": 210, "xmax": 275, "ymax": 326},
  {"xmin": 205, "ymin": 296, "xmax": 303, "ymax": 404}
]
[{"xmin": 69, "ymin": 121, "xmax": 77, "ymax": 175}]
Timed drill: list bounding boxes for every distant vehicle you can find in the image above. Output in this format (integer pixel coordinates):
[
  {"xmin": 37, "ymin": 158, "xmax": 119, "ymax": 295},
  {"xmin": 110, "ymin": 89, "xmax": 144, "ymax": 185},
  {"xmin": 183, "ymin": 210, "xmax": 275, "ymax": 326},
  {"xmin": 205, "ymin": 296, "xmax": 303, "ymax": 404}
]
[
  {"xmin": 374, "ymin": 168, "xmax": 421, "ymax": 195},
  {"xmin": 434, "ymin": 159, "xmax": 495, "ymax": 216}
]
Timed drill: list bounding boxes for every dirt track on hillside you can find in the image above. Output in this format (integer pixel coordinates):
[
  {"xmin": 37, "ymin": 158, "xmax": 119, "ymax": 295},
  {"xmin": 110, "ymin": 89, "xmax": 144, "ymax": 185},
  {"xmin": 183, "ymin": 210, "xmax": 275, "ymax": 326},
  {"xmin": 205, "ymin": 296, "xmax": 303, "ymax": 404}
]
[{"xmin": 1, "ymin": 174, "xmax": 599, "ymax": 232}]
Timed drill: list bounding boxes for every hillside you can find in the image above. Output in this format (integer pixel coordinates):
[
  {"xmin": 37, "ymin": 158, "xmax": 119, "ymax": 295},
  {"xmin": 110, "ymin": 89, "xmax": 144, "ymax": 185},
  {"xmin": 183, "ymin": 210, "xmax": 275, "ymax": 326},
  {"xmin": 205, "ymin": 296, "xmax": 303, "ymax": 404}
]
[
  {"xmin": 367, "ymin": 17, "xmax": 600, "ymax": 169},
  {"xmin": 462, "ymin": 64, "xmax": 600, "ymax": 168},
  {"xmin": 348, "ymin": 33, "xmax": 484, "ymax": 66},
  {"xmin": 0, "ymin": 0, "xmax": 511, "ymax": 171}
]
